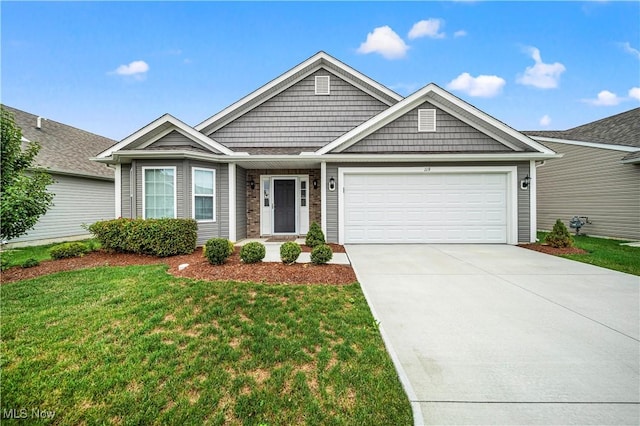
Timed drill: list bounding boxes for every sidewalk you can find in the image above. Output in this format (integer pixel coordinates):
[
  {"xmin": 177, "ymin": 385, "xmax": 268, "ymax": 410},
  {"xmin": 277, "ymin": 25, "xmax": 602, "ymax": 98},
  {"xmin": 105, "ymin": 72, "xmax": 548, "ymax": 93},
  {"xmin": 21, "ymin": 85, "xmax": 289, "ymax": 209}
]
[{"xmin": 235, "ymin": 239, "xmax": 350, "ymax": 265}]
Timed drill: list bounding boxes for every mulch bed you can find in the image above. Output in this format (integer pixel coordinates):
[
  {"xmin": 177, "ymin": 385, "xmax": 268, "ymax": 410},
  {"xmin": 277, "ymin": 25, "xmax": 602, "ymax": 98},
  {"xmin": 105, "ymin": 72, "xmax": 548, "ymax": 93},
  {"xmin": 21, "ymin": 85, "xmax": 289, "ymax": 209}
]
[
  {"xmin": 1, "ymin": 246, "xmax": 356, "ymax": 285},
  {"xmin": 518, "ymin": 243, "xmax": 588, "ymax": 255}
]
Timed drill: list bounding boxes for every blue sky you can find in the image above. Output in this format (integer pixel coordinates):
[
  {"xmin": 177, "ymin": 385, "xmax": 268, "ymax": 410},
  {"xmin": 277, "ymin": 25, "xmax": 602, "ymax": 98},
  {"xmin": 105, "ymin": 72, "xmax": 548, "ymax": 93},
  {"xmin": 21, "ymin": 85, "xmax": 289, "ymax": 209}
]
[{"xmin": 2, "ymin": 1, "xmax": 639, "ymax": 141}]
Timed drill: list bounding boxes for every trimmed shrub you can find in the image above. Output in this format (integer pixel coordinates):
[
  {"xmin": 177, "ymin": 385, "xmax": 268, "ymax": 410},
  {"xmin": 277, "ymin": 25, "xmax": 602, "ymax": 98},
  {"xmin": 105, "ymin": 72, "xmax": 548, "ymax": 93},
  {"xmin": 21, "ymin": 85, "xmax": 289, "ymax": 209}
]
[
  {"xmin": 240, "ymin": 242, "xmax": 266, "ymax": 264},
  {"xmin": 21, "ymin": 258, "xmax": 40, "ymax": 268},
  {"xmin": 50, "ymin": 242, "xmax": 89, "ymax": 260},
  {"xmin": 305, "ymin": 222, "xmax": 325, "ymax": 248},
  {"xmin": 88, "ymin": 218, "xmax": 197, "ymax": 257},
  {"xmin": 310, "ymin": 244, "xmax": 333, "ymax": 265},
  {"xmin": 204, "ymin": 238, "xmax": 234, "ymax": 265},
  {"xmin": 280, "ymin": 241, "xmax": 302, "ymax": 264},
  {"xmin": 545, "ymin": 219, "xmax": 574, "ymax": 248},
  {"xmin": 0, "ymin": 251, "xmax": 14, "ymax": 271}
]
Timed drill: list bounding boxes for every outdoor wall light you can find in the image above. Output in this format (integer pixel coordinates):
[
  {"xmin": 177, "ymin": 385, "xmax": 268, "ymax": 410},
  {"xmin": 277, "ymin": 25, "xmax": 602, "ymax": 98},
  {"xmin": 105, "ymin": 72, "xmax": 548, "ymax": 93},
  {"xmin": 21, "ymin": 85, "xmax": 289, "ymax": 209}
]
[
  {"xmin": 313, "ymin": 179, "xmax": 318, "ymax": 189},
  {"xmin": 249, "ymin": 179, "xmax": 255, "ymax": 190},
  {"xmin": 328, "ymin": 177, "xmax": 336, "ymax": 192},
  {"xmin": 520, "ymin": 175, "xmax": 531, "ymax": 190}
]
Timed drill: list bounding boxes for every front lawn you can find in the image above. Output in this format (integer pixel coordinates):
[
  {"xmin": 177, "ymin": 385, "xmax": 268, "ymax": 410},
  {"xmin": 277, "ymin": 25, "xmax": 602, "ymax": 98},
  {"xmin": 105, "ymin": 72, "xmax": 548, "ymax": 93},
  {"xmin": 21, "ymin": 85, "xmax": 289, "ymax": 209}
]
[
  {"xmin": 1, "ymin": 239, "xmax": 100, "ymax": 269},
  {"xmin": 1, "ymin": 265, "xmax": 412, "ymax": 425},
  {"xmin": 537, "ymin": 231, "xmax": 640, "ymax": 276}
]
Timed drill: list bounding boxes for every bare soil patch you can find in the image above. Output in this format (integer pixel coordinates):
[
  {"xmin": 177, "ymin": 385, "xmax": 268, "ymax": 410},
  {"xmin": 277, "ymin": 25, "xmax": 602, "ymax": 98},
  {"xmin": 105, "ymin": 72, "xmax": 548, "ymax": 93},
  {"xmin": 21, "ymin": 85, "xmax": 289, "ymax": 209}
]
[
  {"xmin": 518, "ymin": 243, "xmax": 588, "ymax": 256},
  {"xmin": 1, "ymin": 247, "xmax": 356, "ymax": 285}
]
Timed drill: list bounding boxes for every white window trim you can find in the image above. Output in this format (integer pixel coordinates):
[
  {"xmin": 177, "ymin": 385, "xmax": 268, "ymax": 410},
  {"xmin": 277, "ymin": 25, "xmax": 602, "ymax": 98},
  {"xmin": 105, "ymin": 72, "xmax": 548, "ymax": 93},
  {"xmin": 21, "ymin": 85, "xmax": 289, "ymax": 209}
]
[
  {"xmin": 315, "ymin": 75, "xmax": 330, "ymax": 95},
  {"xmin": 192, "ymin": 167, "xmax": 216, "ymax": 223},
  {"xmin": 418, "ymin": 109, "xmax": 436, "ymax": 132},
  {"xmin": 142, "ymin": 166, "xmax": 177, "ymax": 219}
]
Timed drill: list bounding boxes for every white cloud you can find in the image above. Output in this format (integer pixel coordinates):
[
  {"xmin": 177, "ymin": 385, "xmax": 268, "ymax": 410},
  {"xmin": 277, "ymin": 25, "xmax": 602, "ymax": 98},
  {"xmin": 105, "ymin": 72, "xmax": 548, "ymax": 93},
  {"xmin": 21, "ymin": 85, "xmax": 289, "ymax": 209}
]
[
  {"xmin": 517, "ymin": 47, "xmax": 566, "ymax": 89},
  {"xmin": 539, "ymin": 114, "xmax": 551, "ymax": 127},
  {"xmin": 621, "ymin": 42, "xmax": 640, "ymax": 59},
  {"xmin": 357, "ymin": 26, "xmax": 409, "ymax": 60},
  {"xmin": 446, "ymin": 72, "xmax": 506, "ymax": 97},
  {"xmin": 408, "ymin": 19, "xmax": 445, "ymax": 40},
  {"xmin": 583, "ymin": 90, "xmax": 623, "ymax": 106},
  {"xmin": 113, "ymin": 60, "xmax": 149, "ymax": 76},
  {"xmin": 453, "ymin": 30, "xmax": 467, "ymax": 38},
  {"xmin": 628, "ymin": 87, "xmax": 640, "ymax": 101}
]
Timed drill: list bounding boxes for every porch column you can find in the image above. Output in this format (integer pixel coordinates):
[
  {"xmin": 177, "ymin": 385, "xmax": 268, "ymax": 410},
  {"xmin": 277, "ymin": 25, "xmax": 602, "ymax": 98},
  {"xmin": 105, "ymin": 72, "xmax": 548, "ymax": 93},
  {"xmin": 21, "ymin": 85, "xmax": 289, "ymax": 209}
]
[
  {"xmin": 114, "ymin": 164, "xmax": 121, "ymax": 218},
  {"xmin": 228, "ymin": 163, "xmax": 236, "ymax": 242},
  {"xmin": 321, "ymin": 161, "xmax": 327, "ymax": 237},
  {"xmin": 530, "ymin": 159, "xmax": 537, "ymax": 243}
]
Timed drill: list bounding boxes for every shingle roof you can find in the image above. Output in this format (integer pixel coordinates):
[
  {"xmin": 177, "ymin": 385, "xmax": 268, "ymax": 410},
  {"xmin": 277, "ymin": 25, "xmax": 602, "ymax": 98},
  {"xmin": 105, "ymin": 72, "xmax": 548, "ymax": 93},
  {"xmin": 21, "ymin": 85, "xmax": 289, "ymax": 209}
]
[
  {"xmin": 4, "ymin": 105, "xmax": 116, "ymax": 179},
  {"xmin": 524, "ymin": 107, "xmax": 640, "ymax": 148}
]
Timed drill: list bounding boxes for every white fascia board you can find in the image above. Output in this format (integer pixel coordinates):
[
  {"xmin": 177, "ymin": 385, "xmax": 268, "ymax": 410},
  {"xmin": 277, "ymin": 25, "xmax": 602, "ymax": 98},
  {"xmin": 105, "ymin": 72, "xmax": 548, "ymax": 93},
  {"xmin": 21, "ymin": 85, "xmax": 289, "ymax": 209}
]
[
  {"xmin": 195, "ymin": 52, "xmax": 402, "ymax": 133},
  {"xmin": 318, "ymin": 83, "xmax": 556, "ymax": 155},
  {"xmin": 232, "ymin": 152, "xmax": 562, "ymax": 163},
  {"xmin": 621, "ymin": 156, "xmax": 640, "ymax": 164},
  {"xmin": 530, "ymin": 136, "xmax": 640, "ymax": 153},
  {"xmin": 97, "ymin": 114, "xmax": 234, "ymax": 158}
]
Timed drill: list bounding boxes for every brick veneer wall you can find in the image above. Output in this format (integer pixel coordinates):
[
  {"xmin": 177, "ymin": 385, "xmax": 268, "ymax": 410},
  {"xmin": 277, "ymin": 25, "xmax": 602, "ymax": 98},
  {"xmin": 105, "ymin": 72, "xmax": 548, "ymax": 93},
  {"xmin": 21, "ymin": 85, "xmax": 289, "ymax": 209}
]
[{"xmin": 246, "ymin": 169, "xmax": 322, "ymax": 238}]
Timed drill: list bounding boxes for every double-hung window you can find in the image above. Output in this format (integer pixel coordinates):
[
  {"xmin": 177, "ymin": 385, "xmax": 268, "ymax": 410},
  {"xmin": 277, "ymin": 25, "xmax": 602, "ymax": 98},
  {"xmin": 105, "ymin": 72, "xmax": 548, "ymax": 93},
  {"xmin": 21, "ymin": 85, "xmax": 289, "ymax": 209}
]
[
  {"xmin": 143, "ymin": 167, "xmax": 176, "ymax": 219},
  {"xmin": 192, "ymin": 168, "xmax": 216, "ymax": 222}
]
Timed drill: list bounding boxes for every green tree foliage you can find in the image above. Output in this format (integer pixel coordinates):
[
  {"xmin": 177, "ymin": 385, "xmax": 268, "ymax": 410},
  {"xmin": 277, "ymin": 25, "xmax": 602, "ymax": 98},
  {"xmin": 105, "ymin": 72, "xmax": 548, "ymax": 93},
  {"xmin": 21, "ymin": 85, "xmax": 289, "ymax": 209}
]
[
  {"xmin": 545, "ymin": 219, "xmax": 574, "ymax": 248},
  {"xmin": 1, "ymin": 107, "xmax": 54, "ymax": 241}
]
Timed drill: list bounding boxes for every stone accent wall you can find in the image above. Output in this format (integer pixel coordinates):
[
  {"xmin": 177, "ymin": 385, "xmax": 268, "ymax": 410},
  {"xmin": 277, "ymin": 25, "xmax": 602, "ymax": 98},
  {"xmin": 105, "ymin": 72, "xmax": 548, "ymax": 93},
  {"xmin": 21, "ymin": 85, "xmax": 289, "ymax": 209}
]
[{"xmin": 246, "ymin": 169, "xmax": 321, "ymax": 238}]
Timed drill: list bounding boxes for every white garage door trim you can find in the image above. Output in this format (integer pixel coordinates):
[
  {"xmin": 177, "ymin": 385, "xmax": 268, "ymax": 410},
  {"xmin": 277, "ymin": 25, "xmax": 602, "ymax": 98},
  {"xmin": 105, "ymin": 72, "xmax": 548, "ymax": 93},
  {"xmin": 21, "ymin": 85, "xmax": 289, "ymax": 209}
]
[{"xmin": 338, "ymin": 166, "xmax": 518, "ymax": 245}]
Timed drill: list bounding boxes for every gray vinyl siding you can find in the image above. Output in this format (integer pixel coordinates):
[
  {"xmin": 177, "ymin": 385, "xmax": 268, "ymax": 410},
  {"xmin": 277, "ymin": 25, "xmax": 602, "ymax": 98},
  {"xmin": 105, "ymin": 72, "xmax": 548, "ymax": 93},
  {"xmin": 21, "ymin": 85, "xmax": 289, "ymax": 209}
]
[
  {"xmin": 121, "ymin": 164, "xmax": 132, "ymax": 218},
  {"xmin": 236, "ymin": 166, "xmax": 247, "ymax": 240},
  {"xmin": 133, "ymin": 160, "xmax": 230, "ymax": 245},
  {"xmin": 325, "ymin": 162, "xmax": 531, "ymax": 244},
  {"xmin": 10, "ymin": 174, "xmax": 114, "ymax": 244},
  {"xmin": 344, "ymin": 101, "xmax": 512, "ymax": 153},
  {"xmin": 209, "ymin": 69, "xmax": 388, "ymax": 151},
  {"xmin": 536, "ymin": 142, "xmax": 640, "ymax": 240},
  {"xmin": 147, "ymin": 130, "xmax": 221, "ymax": 154}
]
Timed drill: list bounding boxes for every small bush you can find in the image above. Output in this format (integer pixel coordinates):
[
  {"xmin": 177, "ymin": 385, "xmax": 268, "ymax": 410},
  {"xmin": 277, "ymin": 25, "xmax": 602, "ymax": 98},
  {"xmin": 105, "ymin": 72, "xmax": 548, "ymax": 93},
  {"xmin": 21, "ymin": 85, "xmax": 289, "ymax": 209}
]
[
  {"xmin": 305, "ymin": 222, "xmax": 326, "ymax": 248},
  {"xmin": 240, "ymin": 242, "xmax": 266, "ymax": 264},
  {"xmin": 545, "ymin": 219, "xmax": 574, "ymax": 248},
  {"xmin": 50, "ymin": 242, "xmax": 89, "ymax": 260},
  {"xmin": 311, "ymin": 244, "xmax": 333, "ymax": 265},
  {"xmin": 0, "ymin": 251, "xmax": 14, "ymax": 271},
  {"xmin": 280, "ymin": 241, "xmax": 302, "ymax": 264},
  {"xmin": 21, "ymin": 258, "xmax": 40, "ymax": 268},
  {"xmin": 88, "ymin": 218, "xmax": 197, "ymax": 257},
  {"xmin": 205, "ymin": 238, "xmax": 234, "ymax": 265}
]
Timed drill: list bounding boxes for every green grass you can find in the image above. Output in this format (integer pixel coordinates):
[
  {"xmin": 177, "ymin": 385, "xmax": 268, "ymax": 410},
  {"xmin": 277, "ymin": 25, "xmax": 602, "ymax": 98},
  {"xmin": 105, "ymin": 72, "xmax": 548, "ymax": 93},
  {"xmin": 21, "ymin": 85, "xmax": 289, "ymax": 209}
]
[
  {"xmin": 1, "ymin": 265, "xmax": 412, "ymax": 425},
  {"xmin": 1, "ymin": 239, "xmax": 100, "ymax": 269},
  {"xmin": 537, "ymin": 231, "xmax": 640, "ymax": 276}
]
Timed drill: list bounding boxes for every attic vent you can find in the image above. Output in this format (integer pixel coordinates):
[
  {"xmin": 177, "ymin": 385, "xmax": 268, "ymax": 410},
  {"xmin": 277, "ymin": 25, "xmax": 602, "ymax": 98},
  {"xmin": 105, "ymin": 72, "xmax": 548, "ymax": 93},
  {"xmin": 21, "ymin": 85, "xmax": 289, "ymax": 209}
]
[
  {"xmin": 315, "ymin": 76, "xmax": 330, "ymax": 95},
  {"xmin": 418, "ymin": 109, "xmax": 436, "ymax": 132}
]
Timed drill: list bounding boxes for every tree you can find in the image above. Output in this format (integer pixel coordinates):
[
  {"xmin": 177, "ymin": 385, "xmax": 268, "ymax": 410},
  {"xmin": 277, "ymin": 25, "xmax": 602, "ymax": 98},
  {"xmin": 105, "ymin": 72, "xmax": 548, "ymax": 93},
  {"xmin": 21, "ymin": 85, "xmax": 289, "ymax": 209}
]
[{"xmin": 1, "ymin": 106, "xmax": 54, "ymax": 241}]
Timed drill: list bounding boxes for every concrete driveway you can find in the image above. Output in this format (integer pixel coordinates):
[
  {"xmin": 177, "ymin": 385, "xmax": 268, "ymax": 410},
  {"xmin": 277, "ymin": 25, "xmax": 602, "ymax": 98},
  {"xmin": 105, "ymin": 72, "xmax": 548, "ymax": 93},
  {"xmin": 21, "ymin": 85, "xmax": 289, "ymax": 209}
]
[{"xmin": 346, "ymin": 245, "xmax": 640, "ymax": 425}]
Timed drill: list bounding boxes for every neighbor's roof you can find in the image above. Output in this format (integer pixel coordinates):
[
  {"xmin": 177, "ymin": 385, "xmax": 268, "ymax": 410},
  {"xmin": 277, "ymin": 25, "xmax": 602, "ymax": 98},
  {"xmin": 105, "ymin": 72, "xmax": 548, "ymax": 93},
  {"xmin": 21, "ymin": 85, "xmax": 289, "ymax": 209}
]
[
  {"xmin": 4, "ymin": 105, "xmax": 116, "ymax": 180},
  {"xmin": 525, "ymin": 107, "xmax": 640, "ymax": 149}
]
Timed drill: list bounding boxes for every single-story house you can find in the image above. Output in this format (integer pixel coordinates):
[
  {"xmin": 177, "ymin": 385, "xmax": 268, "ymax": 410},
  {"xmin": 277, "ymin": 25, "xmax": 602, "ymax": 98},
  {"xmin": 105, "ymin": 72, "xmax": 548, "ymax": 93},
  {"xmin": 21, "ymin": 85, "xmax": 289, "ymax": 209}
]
[
  {"xmin": 95, "ymin": 52, "xmax": 558, "ymax": 245},
  {"xmin": 526, "ymin": 108, "xmax": 640, "ymax": 241},
  {"xmin": 4, "ymin": 105, "xmax": 116, "ymax": 247}
]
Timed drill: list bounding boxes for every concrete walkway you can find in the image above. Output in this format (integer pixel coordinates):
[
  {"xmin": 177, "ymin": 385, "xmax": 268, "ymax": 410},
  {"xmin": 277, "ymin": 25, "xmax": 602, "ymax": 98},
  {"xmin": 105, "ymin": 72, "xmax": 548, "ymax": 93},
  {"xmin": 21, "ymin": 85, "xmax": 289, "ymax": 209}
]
[
  {"xmin": 236, "ymin": 238, "xmax": 350, "ymax": 265},
  {"xmin": 347, "ymin": 244, "xmax": 640, "ymax": 425}
]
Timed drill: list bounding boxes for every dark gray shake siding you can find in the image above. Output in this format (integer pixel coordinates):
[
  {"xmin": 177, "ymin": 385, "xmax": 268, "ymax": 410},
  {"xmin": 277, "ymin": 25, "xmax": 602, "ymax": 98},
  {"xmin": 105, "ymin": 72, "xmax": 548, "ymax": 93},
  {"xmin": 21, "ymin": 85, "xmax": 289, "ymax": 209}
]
[
  {"xmin": 147, "ymin": 130, "xmax": 222, "ymax": 154},
  {"xmin": 209, "ymin": 70, "xmax": 389, "ymax": 151},
  {"xmin": 344, "ymin": 101, "xmax": 513, "ymax": 153},
  {"xmin": 325, "ymin": 162, "xmax": 531, "ymax": 244}
]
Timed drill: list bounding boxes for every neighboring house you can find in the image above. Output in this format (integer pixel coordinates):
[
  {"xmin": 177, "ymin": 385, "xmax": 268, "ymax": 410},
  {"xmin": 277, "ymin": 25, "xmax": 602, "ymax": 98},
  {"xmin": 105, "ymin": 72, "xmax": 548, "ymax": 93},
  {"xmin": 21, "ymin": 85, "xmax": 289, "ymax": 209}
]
[
  {"xmin": 526, "ymin": 108, "xmax": 640, "ymax": 241},
  {"xmin": 4, "ymin": 105, "xmax": 116, "ymax": 247},
  {"xmin": 95, "ymin": 52, "xmax": 557, "ymax": 245}
]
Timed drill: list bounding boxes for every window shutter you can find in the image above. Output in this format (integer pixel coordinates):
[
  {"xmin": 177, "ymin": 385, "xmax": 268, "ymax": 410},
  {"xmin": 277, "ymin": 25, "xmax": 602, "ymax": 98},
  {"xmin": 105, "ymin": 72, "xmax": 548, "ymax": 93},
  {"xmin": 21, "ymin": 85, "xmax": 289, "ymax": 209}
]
[
  {"xmin": 418, "ymin": 109, "xmax": 436, "ymax": 132},
  {"xmin": 315, "ymin": 76, "xmax": 330, "ymax": 95}
]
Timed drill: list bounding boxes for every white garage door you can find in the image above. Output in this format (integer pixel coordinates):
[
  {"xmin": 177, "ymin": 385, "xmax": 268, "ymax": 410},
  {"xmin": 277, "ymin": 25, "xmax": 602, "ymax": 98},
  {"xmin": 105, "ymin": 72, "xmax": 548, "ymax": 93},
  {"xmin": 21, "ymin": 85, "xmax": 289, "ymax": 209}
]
[{"xmin": 343, "ymin": 172, "xmax": 508, "ymax": 243}]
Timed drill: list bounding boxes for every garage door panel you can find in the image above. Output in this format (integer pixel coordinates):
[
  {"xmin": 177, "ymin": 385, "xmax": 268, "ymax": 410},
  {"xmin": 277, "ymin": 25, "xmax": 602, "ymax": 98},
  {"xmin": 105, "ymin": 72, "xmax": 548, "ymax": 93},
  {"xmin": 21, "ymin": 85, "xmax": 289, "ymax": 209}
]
[{"xmin": 344, "ymin": 172, "xmax": 508, "ymax": 244}]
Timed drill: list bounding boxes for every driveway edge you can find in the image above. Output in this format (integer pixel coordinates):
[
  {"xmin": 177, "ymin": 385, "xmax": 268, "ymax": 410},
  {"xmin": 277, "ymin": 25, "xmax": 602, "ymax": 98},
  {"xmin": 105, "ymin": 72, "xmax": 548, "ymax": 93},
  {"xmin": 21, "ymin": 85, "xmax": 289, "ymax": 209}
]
[{"xmin": 347, "ymin": 246, "xmax": 425, "ymax": 426}]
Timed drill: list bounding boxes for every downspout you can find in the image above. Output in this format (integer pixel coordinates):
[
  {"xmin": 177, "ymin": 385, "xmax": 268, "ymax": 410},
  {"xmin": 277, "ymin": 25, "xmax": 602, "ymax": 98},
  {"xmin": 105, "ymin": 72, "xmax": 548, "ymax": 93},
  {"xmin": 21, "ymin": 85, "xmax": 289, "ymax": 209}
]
[
  {"xmin": 530, "ymin": 160, "xmax": 546, "ymax": 242},
  {"xmin": 320, "ymin": 161, "xmax": 327, "ymax": 237}
]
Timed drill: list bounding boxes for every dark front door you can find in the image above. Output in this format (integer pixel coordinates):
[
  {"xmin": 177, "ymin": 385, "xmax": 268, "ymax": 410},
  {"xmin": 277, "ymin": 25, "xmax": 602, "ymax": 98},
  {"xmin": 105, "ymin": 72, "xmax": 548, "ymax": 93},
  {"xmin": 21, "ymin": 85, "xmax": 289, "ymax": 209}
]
[{"xmin": 273, "ymin": 179, "xmax": 296, "ymax": 233}]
